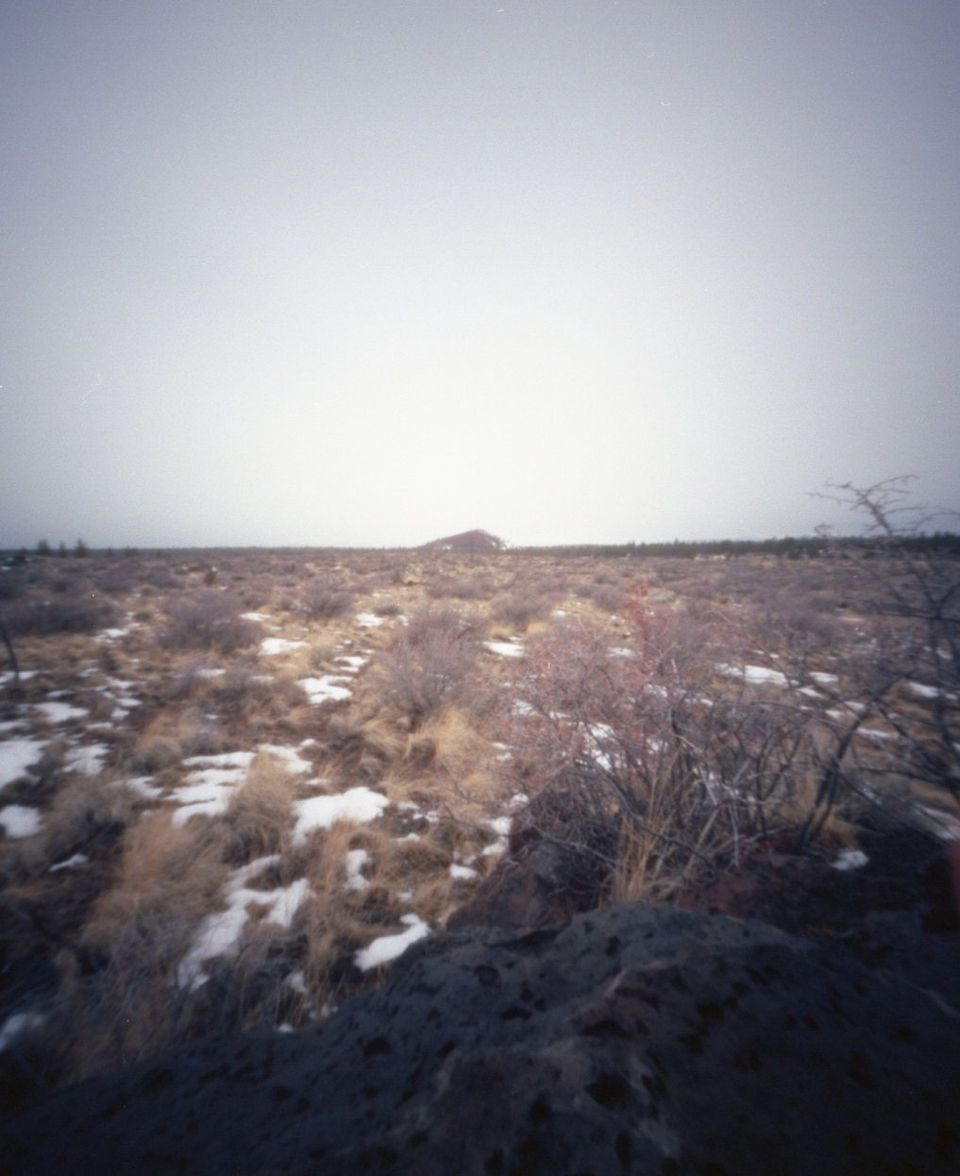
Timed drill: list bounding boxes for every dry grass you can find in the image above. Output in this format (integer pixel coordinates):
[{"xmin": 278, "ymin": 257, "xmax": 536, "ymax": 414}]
[
  {"xmin": 83, "ymin": 813, "xmax": 228, "ymax": 950},
  {"xmin": 18, "ymin": 775, "xmax": 137, "ymax": 875},
  {"xmin": 219, "ymin": 759, "xmax": 295, "ymax": 864},
  {"xmin": 2, "ymin": 541, "xmax": 954, "ymax": 1085},
  {"xmin": 50, "ymin": 814, "xmax": 231, "ymax": 1079}
]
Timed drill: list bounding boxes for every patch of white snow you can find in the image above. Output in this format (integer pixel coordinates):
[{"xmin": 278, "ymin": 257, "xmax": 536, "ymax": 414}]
[
  {"xmin": 483, "ymin": 640, "xmax": 524, "ymax": 658},
  {"xmin": 33, "ymin": 701, "xmax": 87, "ymax": 724},
  {"xmin": 344, "ymin": 848, "xmax": 370, "ymax": 891},
  {"xmin": 261, "ymin": 637, "xmax": 306, "ymax": 656},
  {"xmin": 0, "ymin": 1011, "xmax": 46, "ymax": 1052},
  {"xmin": 0, "ymin": 738, "xmax": 47, "ymax": 790},
  {"xmin": 64, "ymin": 744, "xmax": 107, "ymax": 775},
  {"xmin": 0, "ymin": 805, "xmax": 42, "ymax": 838},
  {"xmin": 292, "ymin": 788, "xmax": 389, "ymax": 842},
  {"xmin": 298, "ymin": 676, "xmax": 352, "ymax": 704},
  {"xmin": 50, "ymin": 853, "xmax": 89, "ymax": 872},
  {"xmin": 831, "ymin": 849, "xmax": 869, "ymax": 871},
  {"xmin": 355, "ymin": 914, "xmax": 430, "ymax": 972}
]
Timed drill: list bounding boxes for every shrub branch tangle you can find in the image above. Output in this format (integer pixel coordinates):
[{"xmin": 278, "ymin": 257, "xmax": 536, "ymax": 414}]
[
  {"xmin": 805, "ymin": 479, "xmax": 960, "ymax": 817},
  {"xmin": 373, "ymin": 606, "xmax": 479, "ymax": 727},
  {"xmin": 160, "ymin": 591, "xmax": 260, "ymax": 653},
  {"xmin": 505, "ymin": 615, "xmax": 827, "ymax": 902}
]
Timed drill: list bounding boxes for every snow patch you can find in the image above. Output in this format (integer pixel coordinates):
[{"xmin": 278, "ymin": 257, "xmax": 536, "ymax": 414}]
[
  {"xmin": 64, "ymin": 744, "xmax": 107, "ymax": 775},
  {"xmin": 50, "ymin": 853, "xmax": 90, "ymax": 872},
  {"xmin": 298, "ymin": 676, "xmax": 352, "ymax": 704},
  {"xmin": 718, "ymin": 664, "xmax": 789, "ymax": 687},
  {"xmin": 184, "ymin": 751, "xmax": 255, "ymax": 771},
  {"xmin": 831, "ymin": 849, "xmax": 869, "ymax": 871},
  {"xmin": 261, "ymin": 637, "xmax": 306, "ymax": 656},
  {"xmin": 0, "ymin": 738, "xmax": 47, "ymax": 790},
  {"xmin": 258, "ymin": 744, "xmax": 313, "ymax": 775},
  {"xmin": 96, "ymin": 627, "xmax": 130, "ymax": 642},
  {"xmin": 0, "ymin": 1011, "xmax": 46, "ymax": 1052},
  {"xmin": 179, "ymin": 860, "xmax": 308, "ymax": 988},
  {"xmin": 344, "ymin": 848, "xmax": 371, "ymax": 891},
  {"xmin": 118, "ymin": 776, "xmax": 160, "ymax": 800},
  {"xmin": 0, "ymin": 670, "xmax": 36, "ymax": 684},
  {"xmin": 484, "ymin": 640, "xmax": 524, "ymax": 658},
  {"xmin": 0, "ymin": 805, "xmax": 42, "ymax": 838},
  {"xmin": 355, "ymin": 914, "xmax": 430, "ymax": 971},
  {"xmin": 292, "ymin": 788, "xmax": 389, "ymax": 842},
  {"xmin": 334, "ymin": 655, "xmax": 367, "ymax": 673},
  {"xmin": 34, "ymin": 701, "xmax": 87, "ymax": 724}
]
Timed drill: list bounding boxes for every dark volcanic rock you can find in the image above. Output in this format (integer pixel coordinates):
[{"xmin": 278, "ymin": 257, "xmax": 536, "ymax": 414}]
[{"xmin": 4, "ymin": 904, "xmax": 959, "ymax": 1174}]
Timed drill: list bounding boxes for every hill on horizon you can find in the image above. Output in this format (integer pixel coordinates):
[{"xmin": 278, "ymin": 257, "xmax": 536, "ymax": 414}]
[{"xmin": 418, "ymin": 529, "xmax": 507, "ymax": 553}]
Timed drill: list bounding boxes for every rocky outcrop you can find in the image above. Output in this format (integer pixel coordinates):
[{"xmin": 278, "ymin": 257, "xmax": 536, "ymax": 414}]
[{"xmin": 4, "ymin": 901, "xmax": 959, "ymax": 1174}]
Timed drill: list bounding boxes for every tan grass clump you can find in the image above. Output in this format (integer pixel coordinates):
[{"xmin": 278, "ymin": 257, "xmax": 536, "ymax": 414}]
[
  {"xmin": 29, "ymin": 774, "xmax": 136, "ymax": 873},
  {"xmin": 219, "ymin": 758, "xmax": 295, "ymax": 864},
  {"xmin": 84, "ymin": 812, "xmax": 227, "ymax": 951},
  {"xmin": 62, "ymin": 813, "xmax": 230, "ymax": 1078}
]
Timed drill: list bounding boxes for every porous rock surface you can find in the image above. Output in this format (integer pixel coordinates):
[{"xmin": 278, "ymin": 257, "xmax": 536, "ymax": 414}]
[{"xmin": 4, "ymin": 903, "xmax": 959, "ymax": 1174}]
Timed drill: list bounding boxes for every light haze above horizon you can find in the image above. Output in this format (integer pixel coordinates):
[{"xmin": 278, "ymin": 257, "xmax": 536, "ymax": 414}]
[{"xmin": 2, "ymin": 1, "xmax": 958, "ymax": 549}]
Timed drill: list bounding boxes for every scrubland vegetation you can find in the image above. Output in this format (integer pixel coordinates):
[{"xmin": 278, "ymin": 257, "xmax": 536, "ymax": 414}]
[{"xmin": 0, "ymin": 486, "xmax": 957, "ymax": 1089}]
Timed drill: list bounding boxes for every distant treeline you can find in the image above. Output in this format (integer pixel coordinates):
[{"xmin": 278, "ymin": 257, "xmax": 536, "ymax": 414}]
[
  {"xmin": 509, "ymin": 533, "xmax": 960, "ymax": 559},
  {"xmin": 5, "ymin": 534, "xmax": 960, "ymax": 563}
]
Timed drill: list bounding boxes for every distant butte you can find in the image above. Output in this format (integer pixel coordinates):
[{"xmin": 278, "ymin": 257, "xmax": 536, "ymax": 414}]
[{"xmin": 418, "ymin": 529, "xmax": 506, "ymax": 553}]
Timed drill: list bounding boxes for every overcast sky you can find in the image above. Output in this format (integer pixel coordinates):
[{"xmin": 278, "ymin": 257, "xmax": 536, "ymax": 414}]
[{"xmin": 1, "ymin": 1, "xmax": 958, "ymax": 548}]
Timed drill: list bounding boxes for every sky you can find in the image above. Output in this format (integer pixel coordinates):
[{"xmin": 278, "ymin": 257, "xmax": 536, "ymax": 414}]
[{"xmin": 1, "ymin": 1, "xmax": 958, "ymax": 548}]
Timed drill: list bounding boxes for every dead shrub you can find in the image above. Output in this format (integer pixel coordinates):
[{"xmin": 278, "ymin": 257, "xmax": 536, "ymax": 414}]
[
  {"xmin": 204, "ymin": 666, "xmax": 299, "ymax": 720},
  {"xmin": 584, "ymin": 584, "xmax": 624, "ymax": 613},
  {"xmin": 300, "ymin": 581, "xmax": 353, "ymax": 621},
  {"xmin": 159, "ymin": 591, "xmax": 260, "ymax": 653},
  {"xmin": 490, "ymin": 589, "xmax": 550, "ymax": 631},
  {"xmin": 0, "ymin": 571, "xmax": 25, "ymax": 601},
  {"xmin": 4, "ymin": 592, "xmax": 119, "ymax": 636},
  {"xmin": 373, "ymin": 600, "xmax": 403, "ymax": 617},
  {"xmin": 372, "ymin": 606, "xmax": 480, "ymax": 726},
  {"xmin": 427, "ymin": 576, "xmax": 493, "ymax": 601},
  {"xmin": 504, "ymin": 614, "xmax": 826, "ymax": 903}
]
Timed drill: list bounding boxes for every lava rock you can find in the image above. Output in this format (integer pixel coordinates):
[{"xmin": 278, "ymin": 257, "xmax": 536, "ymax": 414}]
[{"xmin": 3, "ymin": 903, "xmax": 959, "ymax": 1174}]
